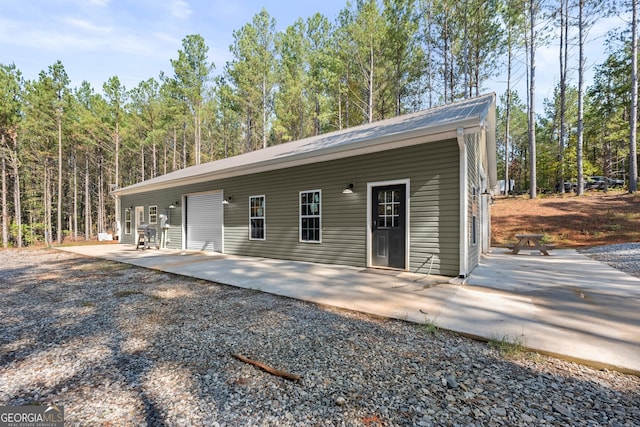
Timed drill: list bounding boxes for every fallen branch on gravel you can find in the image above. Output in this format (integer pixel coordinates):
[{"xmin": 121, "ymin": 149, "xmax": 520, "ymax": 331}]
[{"xmin": 232, "ymin": 353, "xmax": 302, "ymax": 381}]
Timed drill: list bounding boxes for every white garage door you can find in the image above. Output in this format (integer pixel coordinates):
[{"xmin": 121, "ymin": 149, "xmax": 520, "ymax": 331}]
[{"xmin": 185, "ymin": 191, "xmax": 223, "ymax": 252}]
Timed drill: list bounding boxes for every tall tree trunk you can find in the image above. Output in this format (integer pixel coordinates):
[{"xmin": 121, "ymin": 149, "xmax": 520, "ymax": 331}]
[
  {"xmin": 73, "ymin": 155, "xmax": 78, "ymax": 241},
  {"xmin": 559, "ymin": 0, "xmax": 568, "ymax": 194},
  {"xmin": 11, "ymin": 140, "xmax": 21, "ymax": 248},
  {"xmin": 172, "ymin": 127, "xmax": 177, "ymax": 172},
  {"xmin": 85, "ymin": 156, "xmax": 90, "ymax": 241},
  {"xmin": 443, "ymin": 14, "xmax": 449, "ymax": 103},
  {"xmin": 98, "ymin": 155, "xmax": 105, "ymax": 234},
  {"xmin": 152, "ymin": 142, "xmax": 157, "ymax": 178},
  {"xmin": 1, "ymin": 156, "xmax": 8, "ymax": 248},
  {"xmin": 163, "ymin": 136, "xmax": 167, "ymax": 175},
  {"xmin": 57, "ymin": 113, "xmax": 63, "ymax": 244},
  {"xmin": 194, "ymin": 106, "xmax": 201, "ymax": 164},
  {"xmin": 262, "ymin": 79, "xmax": 268, "ymax": 149},
  {"xmin": 631, "ymin": 0, "xmax": 639, "ymax": 193},
  {"xmin": 43, "ymin": 166, "xmax": 48, "ymax": 246},
  {"xmin": 45, "ymin": 164, "xmax": 52, "ymax": 246},
  {"xmin": 504, "ymin": 41, "xmax": 512, "ymax": 196},
  {"xmin": 140, "ymin": 144, "xmax": 145, "ymax": 182},
  {"xmin": 314, "ymin": 95, "xmax": 320, "ymax": 136},
  {"xmin": 463, "ymin": 3, "xmax": 470, "ymax": 98},
  {"xmin": 115, "ymin": 120, "xmax": 120, "ymax": 188},
  {"xmin": 246, "ymin": 112, "xmax": 252, "ymax": 152},
  {"xmin": 338, "ymin": 80, "xmax": 343, "ymax": 130},
  {"xmin": 576, "ymin": 0, "xmax": 586, "ymax": 196},
  {"xmin": 368, "ymin": 41, "xmax": 374, "ymax": 123},
  {"xmin": 182, "ymin": 122, "xmax": 187, "ymax": 167},
  {"xmin": 528, "ymin": 0, "xmax": 537, "ymax": 199}
]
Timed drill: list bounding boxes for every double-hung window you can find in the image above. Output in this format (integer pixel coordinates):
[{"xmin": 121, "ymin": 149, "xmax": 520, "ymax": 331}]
[
  {"xmin": 249, "ymin": 195, "xmax": 265, "ymax": 240},
  {"xmin": 300, "ymin": 190, "xmax": 321, "ymax": 242},
  {"xmin": 124, "ymin": 209, "xmax": 132, "ymax": 235},
  {"xmin": 149, "ymin": 205, "xmax": 158, "ymax": 224}
]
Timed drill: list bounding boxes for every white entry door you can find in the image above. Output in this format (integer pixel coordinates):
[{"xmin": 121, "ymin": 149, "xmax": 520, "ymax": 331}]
[{"xmin": 134, "ymin": 206, "xmax": 145, "ymax": 230}]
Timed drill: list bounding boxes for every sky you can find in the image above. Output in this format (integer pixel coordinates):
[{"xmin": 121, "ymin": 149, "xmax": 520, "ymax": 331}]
[{"xmin": 0, "ymin": 0, "xmax": 632, "ymax": 112}]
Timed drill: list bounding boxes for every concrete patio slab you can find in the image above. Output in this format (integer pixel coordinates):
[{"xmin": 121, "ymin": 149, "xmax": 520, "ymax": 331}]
[{"xmin": 57, "ymin": 244, "xmax": 640, "ymax": 375}]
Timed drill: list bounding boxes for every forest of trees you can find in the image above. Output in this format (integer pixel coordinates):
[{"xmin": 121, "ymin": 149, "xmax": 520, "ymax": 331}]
[{"xmin": 0, "ymin": 0, "xmax": 638, "ymax": 247}]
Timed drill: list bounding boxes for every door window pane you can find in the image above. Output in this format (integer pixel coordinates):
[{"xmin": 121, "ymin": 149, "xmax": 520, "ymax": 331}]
[{"xmin": 377, "ymin": 189, "xmax": 401, "ymax": 229}]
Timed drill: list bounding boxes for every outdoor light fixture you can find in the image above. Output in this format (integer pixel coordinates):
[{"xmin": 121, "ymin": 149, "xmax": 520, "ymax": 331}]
[
  {"xmin": 342, "ymin": 183, "xmax": 355, "ymax": 194},
  {"xmin": 169, "ymin": 201, "xmax": 180, "ymax": 208},
  {"xmin": 223, "ymin": 196, "xmax": 233, "ymax": 205},
  {"xmin": 481, "ymin": 189, "xmax": 494, "ymax": 205}
]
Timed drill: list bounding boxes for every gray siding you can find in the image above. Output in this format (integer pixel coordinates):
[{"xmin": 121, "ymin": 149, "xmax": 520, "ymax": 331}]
[
  {"xmin": 120, "ymin": 138, "xmax": 461, "ymax": 276},
  {"xmin": 120, "ymin": 194, "xmax": 184, "ymax": 248}
]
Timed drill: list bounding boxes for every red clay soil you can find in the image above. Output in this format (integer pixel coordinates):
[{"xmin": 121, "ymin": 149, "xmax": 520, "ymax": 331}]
[{"xmin": 491, "ymin": 192, "xmax": 640, "ymax": 249}]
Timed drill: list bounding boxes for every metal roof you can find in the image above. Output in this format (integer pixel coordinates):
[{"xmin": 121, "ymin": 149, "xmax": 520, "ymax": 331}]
[{"xmin": 114, "ymin": 93, "xmax": 496, "ymax": 196}]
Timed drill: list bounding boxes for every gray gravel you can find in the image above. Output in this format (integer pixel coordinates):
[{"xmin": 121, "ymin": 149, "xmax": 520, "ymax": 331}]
[
  {"xmin": 1, "ymin": 248, "xmax": 639, "ymax": 426},
  {"xmin": 580, "ymin": 242, "xmax": 640, "ymax": 278}
]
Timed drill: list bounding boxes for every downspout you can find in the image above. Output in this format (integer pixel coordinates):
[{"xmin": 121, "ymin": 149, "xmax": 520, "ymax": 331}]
[
  {"xmin": 479, "ymin": 165, "xmax": 488, "ymax": 255},
  {"xmin": 457, "ymin": 128, "xmax": 469, "ymax": 278},
  {"xmin": 479, "ymin": 126, "xmax": 490, "ymax": 255},
  {"xmin": 114, "ymin": 195, "xmax": 121, "ymax": 241}
]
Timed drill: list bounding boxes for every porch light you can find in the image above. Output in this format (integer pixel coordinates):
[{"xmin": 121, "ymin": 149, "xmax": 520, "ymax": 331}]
[
  {"xmin": 169, "ymin": 201, "xmax": 180, "ymax": 208},
  {"xmin": 223, "ymin": 196, "xmax": 233, "ymax": 205},
  {"xmin": 481, "ymin": 189, "xmax": 494, "ymax": 204},
  {"xmin": 342, "ymin": 183, "xmax": 355, "ymax": 194}
]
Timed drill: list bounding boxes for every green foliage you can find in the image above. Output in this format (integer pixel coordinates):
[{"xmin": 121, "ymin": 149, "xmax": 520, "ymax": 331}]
[
  {"xmin": 225, "ymin": 9, "xmax": 278, "ymax": 152},
  {"xmin": 0, "ymin": 63, "xmax": 22, "ymax": 138},
  {"xmin": 489, "ymin": 334, "xmax": 525, "ymax": 358},
  {"xmin": 422, "ymin": 319, "xmax": 439, "ymax": 335},
  {"xmin": 170, "ymin": 34, "xmax": 215, "ymax": 165},
  {"xmin": 1, "ymin": 0, "xmax": 635, "ymax": 247},
  {"xmin": 9, "ymin": 222, "xmax": 45, "ymax": 246}
]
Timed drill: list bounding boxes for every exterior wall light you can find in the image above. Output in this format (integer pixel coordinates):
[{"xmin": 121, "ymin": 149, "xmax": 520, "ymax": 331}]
[
  {"xmin": 342, "ymin": 183, "xmax": 355, "ymax": 194},
  {"xmin": 169, "ymin": 201, "xmax": 180, "ymax": 208},
  {"xmin": 223, "ymin": 196, "xmax": 233, "ymax": 205}
]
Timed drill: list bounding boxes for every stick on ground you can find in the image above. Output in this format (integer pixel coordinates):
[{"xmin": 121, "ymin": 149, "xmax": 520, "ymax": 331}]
[{"xmin": 232, "ymin": 353, "xmax": 302, "ymax": 381}]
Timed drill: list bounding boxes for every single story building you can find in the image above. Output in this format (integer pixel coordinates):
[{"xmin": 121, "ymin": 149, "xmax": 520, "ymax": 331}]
[{"xmin": 112, "ymin": 93, "xmax": 497, "ymax": 278}]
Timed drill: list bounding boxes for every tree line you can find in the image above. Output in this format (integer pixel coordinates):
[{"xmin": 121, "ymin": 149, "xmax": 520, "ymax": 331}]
[{"xmin": 0, "ymin": 0, "xmax": 638, "ymax": 248}]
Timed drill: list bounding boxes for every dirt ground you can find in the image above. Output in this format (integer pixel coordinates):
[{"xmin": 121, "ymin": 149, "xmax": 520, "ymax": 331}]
[{"xmin": 491, "ymin": 191, "xmax": 640, "ymax": 248}]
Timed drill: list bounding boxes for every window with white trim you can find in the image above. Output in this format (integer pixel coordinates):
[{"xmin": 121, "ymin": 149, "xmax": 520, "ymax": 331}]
[
  {"xmin": 249, "ymin": 195, "xmax": 265, "ymax": 240},
  {"xmin": 300, "ymin": 190, "xmax": 321, "ymax": 242},
  {"xmin": 149, "ymin": 205, "xmax": 158, "ymax": 224},
  {"xmin": 124, "ymin": 209, "xmax": 132, "ymax": 235},
  {"xmin": 472, "ymin": 216, "xmax": 477, "ymax": 245},
  {"xmin": 471, "ymin": 187, "xmax": 478, "ymax": 246}
]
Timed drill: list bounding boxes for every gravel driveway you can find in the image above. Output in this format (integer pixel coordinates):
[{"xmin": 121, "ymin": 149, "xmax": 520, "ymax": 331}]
[
  {"xmin": 579, "ymin": 242, "xmax": 640, "ymax": 278},
  {"xmin": 1, "ymin": 249, "xmax": 639, "ymax": 426}
]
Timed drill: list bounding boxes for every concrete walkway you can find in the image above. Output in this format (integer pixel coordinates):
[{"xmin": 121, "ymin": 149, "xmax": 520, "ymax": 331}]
[{"xmin": 58, "ymin": 245, "xmax": 640, "ymax": 375}]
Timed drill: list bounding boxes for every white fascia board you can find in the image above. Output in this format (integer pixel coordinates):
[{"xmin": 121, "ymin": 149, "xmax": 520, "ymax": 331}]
[{"xmin": 114, "ymin": 118, "xmax": 482, "ymax": 197}]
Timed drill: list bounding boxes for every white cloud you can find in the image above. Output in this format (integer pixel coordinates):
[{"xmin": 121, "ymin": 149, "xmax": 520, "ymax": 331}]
[
  {"xmin": 57, "ymin": 16, "xmax": 112, "ymax": 34},
  {"xmin": 167, "ymin": 0, "xmax": 193, "ymax": 20}
]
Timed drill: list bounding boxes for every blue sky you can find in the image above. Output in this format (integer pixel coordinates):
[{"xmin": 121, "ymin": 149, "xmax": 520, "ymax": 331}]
[
  {"xmin": 0, "ymin": 0, "xmax": 630, "ymax": 110},
  {"xmin": 0, "ymin": 0, "xmax": 347, "ymax": 90}
]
